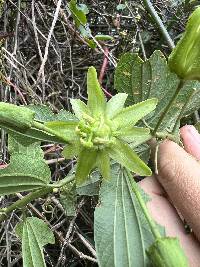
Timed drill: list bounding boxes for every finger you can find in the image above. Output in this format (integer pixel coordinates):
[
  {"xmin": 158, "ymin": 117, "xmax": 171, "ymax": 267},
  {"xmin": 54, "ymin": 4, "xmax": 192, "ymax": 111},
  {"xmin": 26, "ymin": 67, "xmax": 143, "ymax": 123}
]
[
  {"xmin": 157, "ymin": 140, "xmax": 200, "ymax": 241},
  {"xmin": 180, "ymin": 125, "xmax": 200, "ymax": 160},
  {"xmin": 139, "ymin": 176, "xmax": 200, "ymax": 267}
]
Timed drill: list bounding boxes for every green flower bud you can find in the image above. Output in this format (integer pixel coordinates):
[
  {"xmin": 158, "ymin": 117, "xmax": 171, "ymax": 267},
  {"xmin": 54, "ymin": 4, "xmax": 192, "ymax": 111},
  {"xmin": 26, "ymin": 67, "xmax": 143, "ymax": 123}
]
[
  {"xmin": 0, "ymin": 102, "xmax": 35, "ymax": 131},
  {"xmin": 168, "ymin": 7, "xmax": 200, "ymax": 80},
  {"xmin": 147, "ymin": 237, "xmax": 189, "ymax": 267}
]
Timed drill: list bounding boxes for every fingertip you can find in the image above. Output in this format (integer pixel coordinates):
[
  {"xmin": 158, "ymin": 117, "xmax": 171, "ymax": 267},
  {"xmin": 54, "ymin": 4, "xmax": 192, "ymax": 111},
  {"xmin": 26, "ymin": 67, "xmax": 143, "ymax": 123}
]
[{"xmin": 180, "ymin": 125, "xmax": 200, "ymax": 160}]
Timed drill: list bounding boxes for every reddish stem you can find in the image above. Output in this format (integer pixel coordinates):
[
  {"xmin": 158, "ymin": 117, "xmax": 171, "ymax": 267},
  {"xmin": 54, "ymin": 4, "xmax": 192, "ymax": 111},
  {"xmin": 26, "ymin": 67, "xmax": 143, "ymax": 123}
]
[{"xmin": 99, "ymin": 47, "xmax": 113, "ymax": 98}]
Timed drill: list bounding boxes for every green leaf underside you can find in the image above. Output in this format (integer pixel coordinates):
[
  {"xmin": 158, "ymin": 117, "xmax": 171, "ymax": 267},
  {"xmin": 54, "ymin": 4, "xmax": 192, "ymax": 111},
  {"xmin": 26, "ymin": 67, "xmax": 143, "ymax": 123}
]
[
  {"xmin": 87, "ymin": 67, "xmax": 106, "ymax": 116},
  {"xmin": 76, "ymin": 148, "xmax": 98, "ymax": 185},
  {"xmin": 0, "ymin": 135, "xmax": 50, "ymax": 195},
  {"xmin": 94, "ymin": 164, "xmax": 159, "ymax": 267},
  {"xmin": 115, "ymin": 51, "xmax": 200, "ymax": 131},
  {"xmin": 115, "ymin": 126, "xmax": 151, "ymax": 144},
  {"xmin": 112, "ymin": 99, "xmax": 157, "ymax": 129},
  {"xmin": 44, "ymin": 121, "xmax": 78, "ymax": 141},
  {"xmin": 108, "ymin": 139, "xmax": 151, "ymax": 176},
  {"xmin": 70, "ymin": 99, "xmax": 89, "ymax": 119},
  {"xmin": 16, "ymin": 217, "xmax": 55, "ymax": 267},
  {"xmin": 106, "ymin": 93, "xmax": 128, "ymax": 119}
]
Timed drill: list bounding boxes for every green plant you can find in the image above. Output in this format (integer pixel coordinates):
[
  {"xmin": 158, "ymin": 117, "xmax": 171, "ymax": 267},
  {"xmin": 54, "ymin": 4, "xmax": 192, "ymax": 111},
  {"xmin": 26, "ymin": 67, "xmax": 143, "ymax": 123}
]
[{"xmin": 0, "ymin": 7, "xmax": 200, "ymax": 267}]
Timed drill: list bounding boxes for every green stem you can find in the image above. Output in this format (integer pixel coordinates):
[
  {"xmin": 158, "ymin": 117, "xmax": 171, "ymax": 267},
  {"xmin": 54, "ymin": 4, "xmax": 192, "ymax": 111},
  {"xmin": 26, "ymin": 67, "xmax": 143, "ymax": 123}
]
[
  {"xmin": 172, "ymin": 88, "xmax": 196, "ymax": 133},
  {"xmin": 126, "ymin": 169, "xmax": 161, "ymax": 239},
  {"xmin": 0, "ymin": 176, "xmax": 75, "ymax": 222},
  {"xmin": 32, "ymin": 121, "xmax": 70, "ymax": 144},
  {"xmin": 0, "ymin": 187, "xmax": 52, "ymax": 222},
  {"xmin": 142, "ymin": 0, "xmax": 175, "ymax": 50},
  {"xmin": 50, "ymin": 174, "xmax": 75, "ymax": 188},
  {"xmin": 153, "ymin": 80, "xmax": 185, "ymax": 135}
]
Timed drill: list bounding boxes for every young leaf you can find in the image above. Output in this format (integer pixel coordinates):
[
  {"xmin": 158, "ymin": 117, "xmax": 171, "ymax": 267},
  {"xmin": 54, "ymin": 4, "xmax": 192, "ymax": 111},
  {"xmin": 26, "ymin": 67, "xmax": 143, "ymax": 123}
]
[
  {"xmin": 70, "ymin": 98, "xmax": 89, "ymax": 119},
  {"xmin": 115, "ymin": 126, "xmax": 151, "ymax": 144},
  {"xmin": 44, "ymin": 121, "xmax": 78, "ymax": 141},
  {"xmin": 106, "ymin": 93, "xmax": 128, "ymax": 119},
  {"xmin": 16, "ymin": 217, "xmax": 55, "ymax": 267},
  {"xmin": 108, "ymin": 139, "xmax": 152, "ymax": 176},
  {"xmin": 87, "ymin": 66, "xmax": 106, "ymax": 116},
  {"xmin": 112, "ymin": 98, "xmax": 157, "ymax": 129},
  {"xmin": 94, "ymin": 164, "xmax": 164, "ymax": 267}
]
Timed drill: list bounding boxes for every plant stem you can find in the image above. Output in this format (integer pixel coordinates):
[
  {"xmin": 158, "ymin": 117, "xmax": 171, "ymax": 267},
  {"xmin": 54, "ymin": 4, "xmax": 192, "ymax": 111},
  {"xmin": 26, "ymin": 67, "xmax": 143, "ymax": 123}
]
[
  {"xmin": 50, "ymin": 174, "xmax": 75, "ymax": 188},
  {"xmin": 0, "ymin": 187, "xmax": 52, "ymax": 222},
  {"xmin": 152, "ymin": 80, "xmax": 185, "ymax": 135},
  {"xmin": 126, "ymin": 169, "xmax": 161, "ymax": 239},
  {"xmin": 32, "ymin": 121, "xmax": 70, "ymax": 144},
  {"xmin": 142, "ymin": 0, "xmax": 175, "ymax": 50},
  {"xmin": 0, "ymin": 176, "xmax": 75, "ymax": 222}
]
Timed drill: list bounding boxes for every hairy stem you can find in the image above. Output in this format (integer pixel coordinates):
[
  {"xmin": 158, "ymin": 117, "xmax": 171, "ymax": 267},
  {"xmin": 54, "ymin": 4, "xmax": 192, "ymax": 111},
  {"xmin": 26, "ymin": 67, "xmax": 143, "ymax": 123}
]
[
  {"xmin": 126, "ymin": 169, "xmax": 161, "ymax": 239},
  {"xmin": 0, "ymin": 187, "xmax": 52, "ymax": 222},
  {"xmin": 0, "ymin": 175, "xmax": 75, "ymax": 222},
  {"xmin": 142, "ymin": 0, "xmax": 175, "ymax": 50}
]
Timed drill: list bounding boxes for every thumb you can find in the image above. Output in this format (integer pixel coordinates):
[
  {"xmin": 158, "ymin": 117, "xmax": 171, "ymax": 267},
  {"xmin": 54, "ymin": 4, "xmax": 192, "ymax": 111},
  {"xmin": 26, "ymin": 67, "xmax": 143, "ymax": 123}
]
[{"xmin": 157, "ymin": 132, "xmax": 200, "ymax": 240}]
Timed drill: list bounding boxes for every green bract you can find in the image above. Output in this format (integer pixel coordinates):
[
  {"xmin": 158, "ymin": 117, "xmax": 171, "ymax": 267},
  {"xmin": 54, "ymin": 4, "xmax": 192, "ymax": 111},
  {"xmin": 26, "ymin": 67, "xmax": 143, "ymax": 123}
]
[
  {"xmin": 147, "ymin": 237, "xmax": 189, "ymax": 267},
  {"xmin": 168, "ymin": 7, "xmax": 200, "ymax": 80},
  {"xmin": 46, "ymin": 67, "xmax": 157, "ymax": 185}
]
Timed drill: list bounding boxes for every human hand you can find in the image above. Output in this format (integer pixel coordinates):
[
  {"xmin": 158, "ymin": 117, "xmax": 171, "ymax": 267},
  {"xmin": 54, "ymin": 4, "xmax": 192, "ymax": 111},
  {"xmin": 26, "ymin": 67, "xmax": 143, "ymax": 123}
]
[{"xmin": 139, "ymin": 125, "xmax": 200, "ymax": 266}]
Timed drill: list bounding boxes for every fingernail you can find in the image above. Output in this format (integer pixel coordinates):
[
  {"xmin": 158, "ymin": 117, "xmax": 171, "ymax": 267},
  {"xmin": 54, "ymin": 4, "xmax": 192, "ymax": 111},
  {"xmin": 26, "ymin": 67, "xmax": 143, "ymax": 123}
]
[
  {"xmin": 181, "ymin": 125, "xmax": 200, "ymax": 144},
  {"xmin": 180, "ymin": 125, "xmax": 200, "ymax": 159}
]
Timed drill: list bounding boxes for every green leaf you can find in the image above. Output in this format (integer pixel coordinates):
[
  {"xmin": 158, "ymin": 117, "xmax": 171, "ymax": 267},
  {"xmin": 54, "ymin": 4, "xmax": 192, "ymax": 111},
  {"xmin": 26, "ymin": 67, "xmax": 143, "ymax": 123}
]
[
  {"xmin": 106, "ymin": 93, "xmax": 127, "ymax": 119},
  {"xmin": 114, "ymin": 53, "xmax": 143, "ymax": 105},
  {"xmin": 76, "ymin": 148, "xmax": 98, "ymax": 185},
  {"xmin": 69, "ymin": 0, "xmax": 87, "ymax": 27},
  {"xmin": 44, "ymin": 121, "xmax": 78, "ymax": 141},
  {"xmin": 94, "ymin": 164, "xmax": 161, "ymax": 267},
  {"xmin": 70, "ymin": 99, "xmax": 89, "ymax": 119},
  {"xmin": 108, "ymin": 139, "xmax": 152, "ymax": 176},
  {"xmin": 16, "ymin": 217, "xmax": 55, "ymax": 267},
  {"xmin": 116, "ymin": 4, "xmax": 126, "ymax": 10},
  {"xmin": 62, "ymin": 142, "xmax": 80, "ymax": 159},
  {"xmin": 95, "ymin": 35, "xmax": 114, "ymax": 41},
  {"xmin": 115, "ymin": 51, "xmax": 200, "ymax": 131},
  {"xmin": 115, "ymin": 126, "xmax": 151, "ymax": 145},
  {"xmin": 60, "ymin": 181, "xmax": 77, "ymax": 217},
  {"xmin": 97, "ymin": 150, "xmax": 110, "ymax": 180},
  {"xmin": 77, "ymin": 169, "xmax": 101, "ymax": 196},
  {"xmin": 87, "ymin": 67, "xmax": 106, "ymax": 116},
  {"xmin": 0, "ymin": 102, "xmax": 35, "ymax": 131},
  {"xmin": 28, "ymin": 105, "xmax": 77, "ymax": 122},
  {"xmin": 0, "ymin": 135, "xmax": 50, "ymax": 195},
  {"xmin": 28, "ymin": 105, "xmax": 55, "ymax": 122},
  {"xmin": 112, "ymin": 98, "xmax": 157, "ymax": 129}
]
